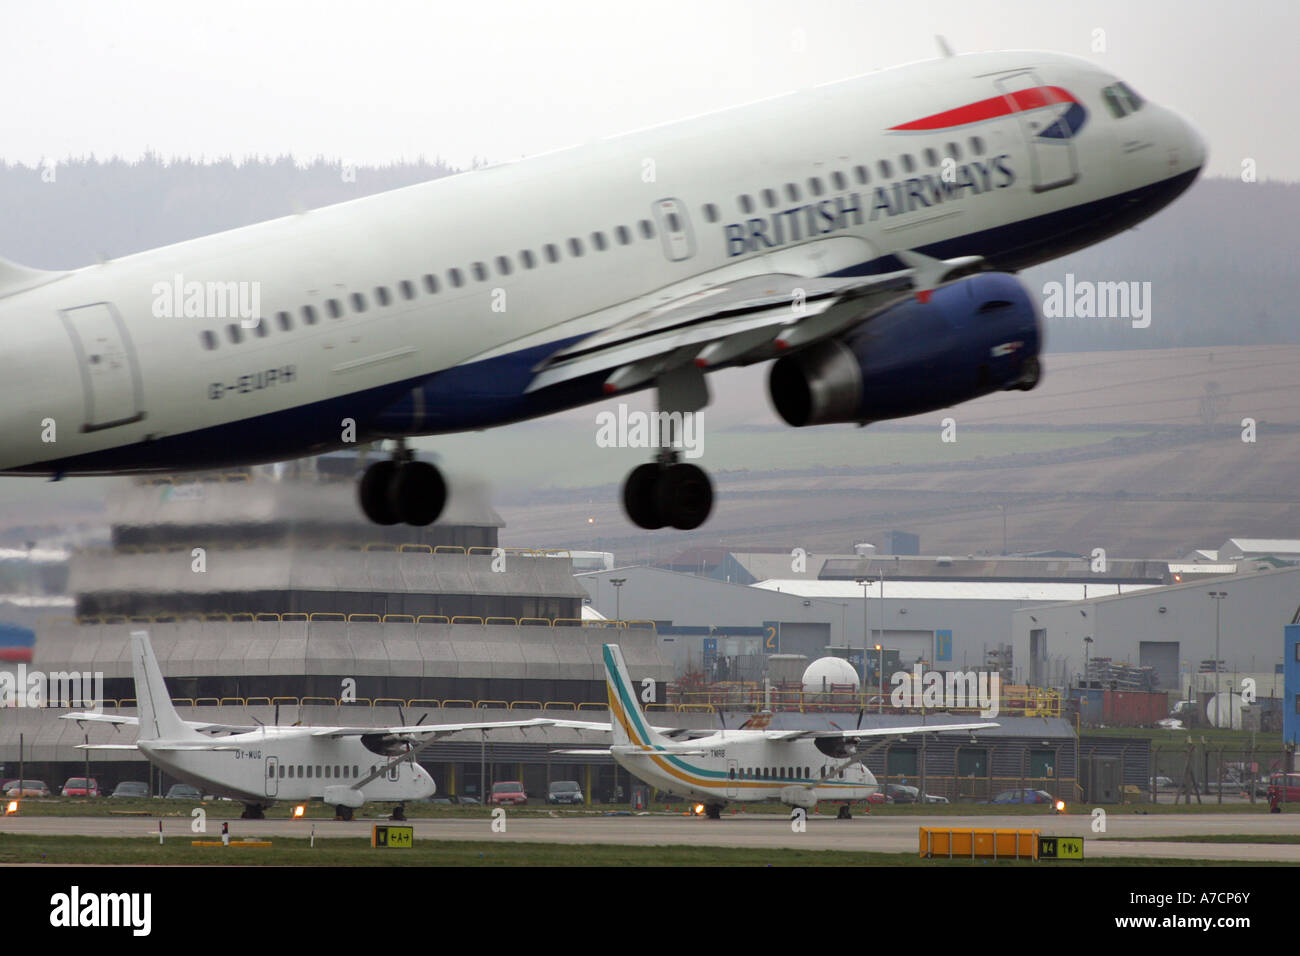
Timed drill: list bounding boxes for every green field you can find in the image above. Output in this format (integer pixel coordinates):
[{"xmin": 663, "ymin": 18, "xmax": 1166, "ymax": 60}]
[
  {"xmin": 10, "ymin": 795, "xmax": 1281, "ymax": 820},
  {"xmin": 1106, "ymin": 834, "xmax": 1300, "ymax": 845},
  {"xmin": 0, "ymin": 833, "xmax": 1273, "ymax": 867}
]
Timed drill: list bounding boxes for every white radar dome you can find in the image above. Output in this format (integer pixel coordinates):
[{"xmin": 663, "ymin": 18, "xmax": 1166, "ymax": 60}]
[{"xmin": 802, "ymin": 657, "xmax": 861, "ymax": 694}]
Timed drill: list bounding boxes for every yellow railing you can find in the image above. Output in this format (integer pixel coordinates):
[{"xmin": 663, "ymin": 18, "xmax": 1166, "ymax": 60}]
[{"xmin": 669, "ymin": 686, "xmax": 1062, "ymax": 718}]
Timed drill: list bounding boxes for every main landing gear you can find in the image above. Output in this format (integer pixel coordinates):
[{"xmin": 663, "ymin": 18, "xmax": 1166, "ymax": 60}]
[
  {"xmin": 837, "ymin": 804, "xmax": 853, "ymax": 820},
  {"xmin": 334, "ymin": 805, "xmax": 355, "ymax": 821},
  {"xmin": 241, "ymin": 803, "xmax": 267, "ymax": 820},
  {"xmin": 358, "ymin": 442, "xmax": 447, "ymax": 527},
  {"xmin": 622, "ymin": 452, "xmax": 713, "ymax": 531},
  {"xmin": 620, "ymin": 366, "xmax": 714, "ymax": 531},
  {"xmin": 704, "ymin": 803, "xmax": 723, "ymax": 820}
]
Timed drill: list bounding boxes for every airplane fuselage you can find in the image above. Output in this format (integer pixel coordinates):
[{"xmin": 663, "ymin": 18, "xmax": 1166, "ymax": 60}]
[
  {"xmin": 141, "ymin": 728, "xmax": 435, "ymax": 806},
  {"xmin": 0, "ymin": 50, "xmax": 1202, "ymax": 477},
  {"xmin": 612, "ymin": 730, "xmax": 876, "ymax": 808}
]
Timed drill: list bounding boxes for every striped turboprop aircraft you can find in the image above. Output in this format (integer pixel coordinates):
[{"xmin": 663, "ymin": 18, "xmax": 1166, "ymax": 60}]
[{"xmin": 559, "ymin": 644, "xmax": 999, "ymax": 819}]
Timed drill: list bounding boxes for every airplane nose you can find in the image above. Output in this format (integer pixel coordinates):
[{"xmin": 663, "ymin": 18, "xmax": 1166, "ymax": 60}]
[{"xmin": 1170, "ymin": 107, "xmax": 1207, "ymax": 175}]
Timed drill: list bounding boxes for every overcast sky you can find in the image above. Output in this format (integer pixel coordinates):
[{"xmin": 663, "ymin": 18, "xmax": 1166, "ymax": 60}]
[{"xmin": 2, "ymin": 0, "xmax": 1294, "ymax": 180}]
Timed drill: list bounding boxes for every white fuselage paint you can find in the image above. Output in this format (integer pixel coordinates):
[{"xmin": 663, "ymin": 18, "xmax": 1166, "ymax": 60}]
[
  {"xmin": 612, "ymin": 731, "xmax": 876, "ymax": 807},
  {"xmin": 142, "ymin": 727, "xmax": 435, "ymax": 805},
  {"xmin": 0, "ymin": 51, "xmax": 1202, "ymax": 474}
]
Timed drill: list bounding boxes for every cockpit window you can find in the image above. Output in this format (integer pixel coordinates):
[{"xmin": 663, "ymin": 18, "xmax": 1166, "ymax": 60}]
[{"xmin": 1102, "ymin": 82, "xmax": 1144, "ymax": 118}]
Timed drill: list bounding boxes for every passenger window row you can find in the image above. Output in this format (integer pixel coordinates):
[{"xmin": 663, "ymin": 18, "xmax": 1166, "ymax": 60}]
[
  {"xmin": 729, "ymin": 766, "xmax": 815, "ymax": 779},
  {"xmin": 278, "ymin": 763, "xmax": 373, "ymax": 779},
  {"xmin": 200, "ymin": 217, "xmax": 664, "ymax": 350},
  {"xmin": 730, "ymin": 136, "xmax": 987, "ymax": 217}
]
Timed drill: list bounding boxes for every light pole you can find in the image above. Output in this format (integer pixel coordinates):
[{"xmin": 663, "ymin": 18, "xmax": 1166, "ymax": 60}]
[
  {"xmin": 855, "ymin": 577, "xmax": 870, "ymax": 706},
  {"xmin": 610, "ymin": 577, "xmax": 626, "ymax": 623},
  {"xmin": 876, "ymin": 643, "xmax": 884, "ymax": 714},
  {"xmin": 1208, "ymin": 591, "xmax": 1227, "ymax": 726},
  {"xmin": 877, "ymin": 570, "xmax": 885, "ymax": 712},
  {"xmin": 1083, "ymin": 636, "xmax": 1093, "ymax": 686}
]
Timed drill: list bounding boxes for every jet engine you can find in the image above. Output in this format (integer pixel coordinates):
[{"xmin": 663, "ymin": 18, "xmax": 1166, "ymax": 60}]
[{"xmin": 769, "ymin": 271, "xmax": 1041, "ymax": 427}]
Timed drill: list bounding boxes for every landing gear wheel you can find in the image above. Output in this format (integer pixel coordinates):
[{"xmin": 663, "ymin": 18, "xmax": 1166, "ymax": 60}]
[
  {"xmin": 358, "ymin": 460, "xmax": 401, "ymax": 525},
  {"xmin": 335, "ymin": 805, "xmax": 354, "ymax": 821},
  {"xmin": 704, "ymin": 803, "xmax": 723, "ymax": 820},
  {"xmin": 837, "ymin": 804, "xmax": 852, "ymax": 820},
  {"xmin": 241, "ymin": 804, "xmax": 266, "ymax": 820},
  {"xmin": 388, "ymin": 461, "xmax": 446, "ymax": 527},
  {"xmin": 390, "ymin": 803, "xmax": 407, "ymax": 822},
  {"xmin": 655, "ymin": 463, "xmax": 713, "ymax": 531},
  {"xmin": 622, "ymin": 463, "xmax": 665, "ymax": 530}
]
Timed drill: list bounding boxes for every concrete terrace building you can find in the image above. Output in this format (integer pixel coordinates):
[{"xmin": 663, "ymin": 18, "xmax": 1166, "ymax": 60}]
[{"xmin": 1, "ymin": 455, "xmax": 670, "ymax": 802}]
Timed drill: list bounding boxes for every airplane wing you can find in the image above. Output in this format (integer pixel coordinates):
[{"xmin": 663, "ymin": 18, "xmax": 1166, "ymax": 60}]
[
  {"xmin": 61, "ymin": 711, "xmax": 262, "ymax": 734},
  {"xmin": 551, "ymin": 746, "xmax": 710, "ymax": 757},
  {"xmin": 526, "ymin": 252, "xmax": 984, "ymax": 394},
  {"xmin": 537, "ymin": 718, "xmax": 716, "ymax": 739},
  {"xmin": 762, "ymin": 721, "xmax": 998, "ymax": 742},
  {"xmin": 61, "ymin": 712, "xmax": 138, "ymax": 727},
  {"xmin": 307, "ymin": 716, "xmax": 579, "ymax": 739},
  {"xmin": 74, "ymin": 742, "xmax": 243, "ymax": 751}
]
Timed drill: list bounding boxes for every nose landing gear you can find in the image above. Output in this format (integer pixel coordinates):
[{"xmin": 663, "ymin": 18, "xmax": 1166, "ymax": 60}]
[{"xmin": 358, "ymin": 443, "xmax": 447, "ymax": 527}]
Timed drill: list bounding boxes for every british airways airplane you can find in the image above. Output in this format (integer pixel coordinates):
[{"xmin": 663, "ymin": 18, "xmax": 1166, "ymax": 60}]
[{"xmin": 0, "ymin": 49, "xmax": 1202, "ymax": 530}]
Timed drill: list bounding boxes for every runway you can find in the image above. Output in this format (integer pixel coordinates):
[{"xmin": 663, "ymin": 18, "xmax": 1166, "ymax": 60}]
[{"xmin": 4, "ymin": 811, "xmax": 1299, "ymax": 861}]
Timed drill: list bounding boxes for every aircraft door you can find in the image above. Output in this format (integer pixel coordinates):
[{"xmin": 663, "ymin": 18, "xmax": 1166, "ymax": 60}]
[
  {"xmin": 265, "ymin": 756, "xmax": 279, "ymax": 797},
  {"xmin": 58, "ymin": 302, "xmax": 145, "ymax": 431},
  {"xmin": 651, "ymin": 198, "xmax": 696, "ymax": 262},
  {"xmin": 993, "ymin": 71, "xmax": 1079, "ymax": 192},
  {"xmin": 726, "ymin": 759, "xmax": 738, "ymax": 798}
]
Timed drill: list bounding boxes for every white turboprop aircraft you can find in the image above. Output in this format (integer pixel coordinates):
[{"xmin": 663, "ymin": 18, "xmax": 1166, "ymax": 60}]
[
  {"xmin": 0, "ymin": 48, "xmax": 1201, "ymax": 529},
  {"xmin": 64, "ymin": 631, "xmax": 572, "ymax": 819},
  {"xmin": 557, "ymin": 644, "xmax": 998, "ymax": 819}
]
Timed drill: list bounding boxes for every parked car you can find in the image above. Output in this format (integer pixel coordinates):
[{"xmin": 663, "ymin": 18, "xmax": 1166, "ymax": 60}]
[
  {"xmin": 453, "ymin": 795, "xmax": 481, "ymax": 805},
  {"xmin": 546, "ymin": 780, "xmax": 584, "ymax": 805},
  {"xmin": 866, "ymin": 791, "xmax": 891, "ymax": 804},
  {"xmin": 489, "ymin": 781, "xmax": 528, "ymax": 806},
  {"xmin": 164, "ymin": 783, "xmax": 202, "ymax": 800},
  {"xmin": 988, "ymin": 788, "xmax": 1054, "ymax": 805},
  {"xmin": 3, "ymin": 779, "xmax": 50, "ymax": 797},
  {"xmin": 884, "ymin": 783, "xmax": 919, "ymax": 804},
  {"xmin": 1268, "ymin": 772, "xmax": 1300, "ymax": 813},
  {"xmin": 110, "ymin": 781, "xmax": 149, "ymax": 799},
  {"xmin": 60, "ymin": 777, "xmax": 100, "ymax": 797}
]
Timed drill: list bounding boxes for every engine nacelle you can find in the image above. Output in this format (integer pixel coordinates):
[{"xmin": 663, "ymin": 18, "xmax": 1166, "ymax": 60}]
[{"xmin": 769, "ymin": 272, "xmax": 1041, "ymax": 427}]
